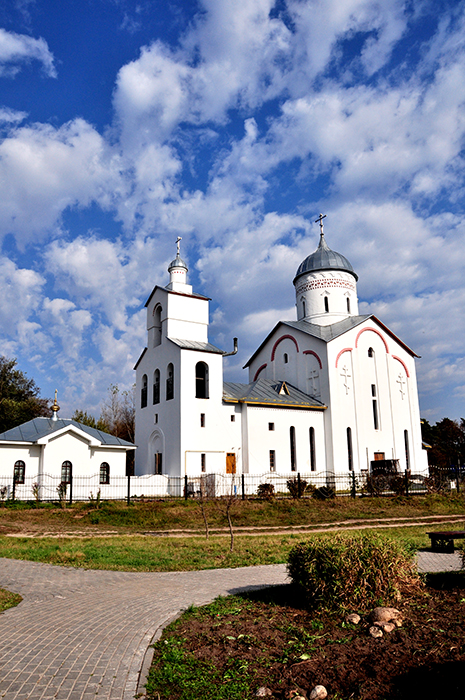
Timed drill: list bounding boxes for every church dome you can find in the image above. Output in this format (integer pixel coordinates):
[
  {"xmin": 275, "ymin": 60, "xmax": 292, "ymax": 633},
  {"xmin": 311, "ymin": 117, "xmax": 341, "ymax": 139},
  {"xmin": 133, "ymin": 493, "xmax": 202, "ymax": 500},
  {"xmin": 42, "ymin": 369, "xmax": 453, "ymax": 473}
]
[
  {"xmin": 168, "ymin": 253, "xmax": 188, "ymax": 272},
  {"xmin": 294, "ymin": 232, "xmax": 358, "ymax": 283}
]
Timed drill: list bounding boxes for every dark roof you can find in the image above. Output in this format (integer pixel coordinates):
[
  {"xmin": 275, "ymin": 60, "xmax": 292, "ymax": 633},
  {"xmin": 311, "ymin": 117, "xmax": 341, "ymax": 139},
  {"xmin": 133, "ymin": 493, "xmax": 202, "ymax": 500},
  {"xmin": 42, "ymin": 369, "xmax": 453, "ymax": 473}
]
[
  {"xmin": 0, "ymin": 418, "xmax": 135, "ymax": 447},
  {"xmin": 169, "ymin": 339, "xmax": 224, "ymax": 354},
  {"xmin": 144, "ymin": 285, "xmax": 210, "ymax": 308},
  {"xmin": 223, "ymin": 378, "xmax": 326, "ymax": 409},
  {"xmin": 244, "ymin": 314, "xmax": 418, "ymax": 368},
  {"xmin": 294, "ymin": 233, "xmax": 358, "ymax": 283}
]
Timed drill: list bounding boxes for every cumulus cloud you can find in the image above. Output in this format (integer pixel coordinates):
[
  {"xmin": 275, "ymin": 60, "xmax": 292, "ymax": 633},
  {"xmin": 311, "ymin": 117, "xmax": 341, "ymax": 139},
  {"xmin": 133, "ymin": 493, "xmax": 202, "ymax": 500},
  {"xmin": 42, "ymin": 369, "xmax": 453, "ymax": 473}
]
[{"xmin": 0, "ymin": 28, "xmax": 56, "ymax": 77}]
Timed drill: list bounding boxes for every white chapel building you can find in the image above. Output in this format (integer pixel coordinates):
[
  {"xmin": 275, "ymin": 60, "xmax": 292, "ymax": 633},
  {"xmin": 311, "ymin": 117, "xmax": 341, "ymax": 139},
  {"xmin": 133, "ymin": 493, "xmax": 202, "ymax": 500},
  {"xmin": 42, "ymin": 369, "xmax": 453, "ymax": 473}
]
[{"xmin": 134, "ymin": 219, "xmax": 427, "ymax": 478}]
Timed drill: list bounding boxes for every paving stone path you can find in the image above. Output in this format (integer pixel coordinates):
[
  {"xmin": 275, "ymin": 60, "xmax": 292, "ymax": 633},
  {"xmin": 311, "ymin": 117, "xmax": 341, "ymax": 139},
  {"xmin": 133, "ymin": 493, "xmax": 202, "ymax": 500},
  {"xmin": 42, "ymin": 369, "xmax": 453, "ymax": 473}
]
[{"xmin": 0, "ymin": 552, "xmax": 461, "ymax": 700}]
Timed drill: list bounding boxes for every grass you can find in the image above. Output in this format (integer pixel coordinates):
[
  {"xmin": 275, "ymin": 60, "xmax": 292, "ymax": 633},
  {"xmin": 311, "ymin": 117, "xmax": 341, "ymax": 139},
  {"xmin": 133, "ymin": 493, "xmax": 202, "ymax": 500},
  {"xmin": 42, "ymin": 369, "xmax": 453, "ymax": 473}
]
[
  {"xmin": 0, "ymin": 588, "xmax": 22, "ymax": 613},
  {"xmin": 0, "ymin": 492, "xmax": 463, "ymax": 535},
  {"xmin": 0, "ymin": 526, "xmax": 441, "ymax": 571}
]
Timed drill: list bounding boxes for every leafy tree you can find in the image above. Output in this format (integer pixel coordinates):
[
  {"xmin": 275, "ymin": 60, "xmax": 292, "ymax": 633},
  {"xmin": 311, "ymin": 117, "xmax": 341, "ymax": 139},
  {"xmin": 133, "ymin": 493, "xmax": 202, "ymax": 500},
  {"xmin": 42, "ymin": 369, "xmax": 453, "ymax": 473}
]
[
  {"xmin": 71, "ymin": 409, "xmax": 109, "ymax": 432},
  {"xmin": 423, "ymin": 417, "xmax": 465, "ymax": 470},
  {"xmin": 0, "ymin": 356, "xmax": 50, "ymax": 433}
]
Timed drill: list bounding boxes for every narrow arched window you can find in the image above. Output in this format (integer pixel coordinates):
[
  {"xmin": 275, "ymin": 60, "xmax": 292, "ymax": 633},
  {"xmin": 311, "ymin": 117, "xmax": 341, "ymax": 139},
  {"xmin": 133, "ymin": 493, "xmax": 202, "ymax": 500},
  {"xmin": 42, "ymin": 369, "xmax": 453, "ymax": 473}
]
[
  {"xmin": 346, "ymin": 297, "xmax": 351, "ymax": 313},
  {"xmin": 153, "ymin": 305, "xmax": 162, "ymax": 347},
  {"xmin": 61, "ymin": 461, "xmax": 72, "ymax": 484},
  {"xmin": 302, "ymin": 299, "xmax": 306, "ymax": 317},
  {"xmin": 368, "ymin": 347, "xmax": 374, "ymax": 358},
  {"xmin": 404, "ymin": 430, "xmax": 410, "ymax": 471},
  {"xmin": 153, "ymin": 369, "xmax": 160, "ymax": 404},
  {"xmin": 290, "ymin": 426, "xmax": 296, "ymax": 471},
  {"xmin": 347, "ymin": 428, "xmax": 353, "ymax": 471},
  {"xmin": 195, "ymin": 362, "xmax": 209, "ymax": 398},
  {"xmin": 166, "ymin": 363, "xmax": 174, "ymax": 400},
  {"xmin": 283, "ymin": 353, "xmax": 289, "ymax": 364},
  {"xmin": 141, "ymin": 374, "xmax": 148, "ymax": 408},
  {"xmin": 100, "ymin": 462, "xmax": 110, "ymax": 484},
  {"xmin": 324, "ymin": 296, "xmax": 329, "ymax": 313},
  {"xmin": 14, "ymin": 460, "xmax": 25, "ymax": 484},
  {"xmin": 309, "ymin": 427, "xmax": 316, "ymax": 472}
]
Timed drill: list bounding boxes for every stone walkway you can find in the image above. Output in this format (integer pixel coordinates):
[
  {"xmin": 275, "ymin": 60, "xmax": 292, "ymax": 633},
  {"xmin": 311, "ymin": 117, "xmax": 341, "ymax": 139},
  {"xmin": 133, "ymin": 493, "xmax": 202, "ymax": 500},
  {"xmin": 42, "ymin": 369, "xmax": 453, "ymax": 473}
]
[{"xmin": 0, "ymin": 552, "xmax": 462, "ymax": 700}]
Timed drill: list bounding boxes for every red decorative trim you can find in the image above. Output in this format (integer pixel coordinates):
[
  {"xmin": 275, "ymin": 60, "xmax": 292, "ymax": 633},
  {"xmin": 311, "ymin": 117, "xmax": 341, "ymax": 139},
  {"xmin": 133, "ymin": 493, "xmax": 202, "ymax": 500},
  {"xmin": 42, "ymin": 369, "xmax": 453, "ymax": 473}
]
[
  {"xmin": 392, "ymin": 355, "xmax": 410, "ymax": 378},
  {"xmin": 271, "ymin": 334, "xmax": 299, "ymax": 361},
  {"xmin": 335, "ymin": 348, "xmax": 352, "ymax": 367},
  {"xmin": 303, "ymin": 350, "xmax": 322, "ymax": 369},
  {"xmin": 253, "ymin": 363, "xmax": 267, "ymax": 381},
  {"xmin": 355, "ymin": 327, "xmax": 389, "ymax": 353}
]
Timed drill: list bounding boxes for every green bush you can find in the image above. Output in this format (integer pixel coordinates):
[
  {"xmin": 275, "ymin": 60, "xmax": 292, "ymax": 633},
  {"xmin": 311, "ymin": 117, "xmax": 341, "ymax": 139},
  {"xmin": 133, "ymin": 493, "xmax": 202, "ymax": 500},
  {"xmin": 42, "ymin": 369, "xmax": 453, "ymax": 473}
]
[
  {"xmin": 312, "ymin": 485, "xmax": 335, "ymax": 500},
  {"xmin": 287, "ymin": 533, "xmax": 421, "ymax": 612},
  {"xmin": 257, "ymin": 483, "xmax": 275, "ymax": 500}
]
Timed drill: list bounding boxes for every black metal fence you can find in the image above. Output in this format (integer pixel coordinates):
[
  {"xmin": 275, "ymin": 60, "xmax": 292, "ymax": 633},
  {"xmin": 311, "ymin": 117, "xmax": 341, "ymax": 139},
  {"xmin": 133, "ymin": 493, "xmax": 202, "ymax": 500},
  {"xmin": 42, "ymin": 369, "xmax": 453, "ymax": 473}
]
[{"xmin": 1, "ymin": 467, "xmax": 458, "ymax": 504}]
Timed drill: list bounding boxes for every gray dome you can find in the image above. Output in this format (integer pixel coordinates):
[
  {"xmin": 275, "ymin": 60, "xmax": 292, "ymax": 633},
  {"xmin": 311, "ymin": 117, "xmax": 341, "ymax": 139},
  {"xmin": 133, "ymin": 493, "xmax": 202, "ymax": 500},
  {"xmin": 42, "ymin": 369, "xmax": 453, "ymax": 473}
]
[
  {"xmin": 168, "ymin": 253, "xmax": 188, "ymax": 272},
  {"xmin": 294, "ymin": 233, "xmax": 358, "ymax": 283}
]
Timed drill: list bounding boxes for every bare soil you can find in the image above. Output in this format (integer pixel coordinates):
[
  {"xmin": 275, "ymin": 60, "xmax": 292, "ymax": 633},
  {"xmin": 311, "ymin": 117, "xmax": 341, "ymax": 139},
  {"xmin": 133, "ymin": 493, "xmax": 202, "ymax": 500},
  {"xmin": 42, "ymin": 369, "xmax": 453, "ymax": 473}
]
[{"xmin": 150, "ymin": 571, "xmax": 465, "ymax": 700}]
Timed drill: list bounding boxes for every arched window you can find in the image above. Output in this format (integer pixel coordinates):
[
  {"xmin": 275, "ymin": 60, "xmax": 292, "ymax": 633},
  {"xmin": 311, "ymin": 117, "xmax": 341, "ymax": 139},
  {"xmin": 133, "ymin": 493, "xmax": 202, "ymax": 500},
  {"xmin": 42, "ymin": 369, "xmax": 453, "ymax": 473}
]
[
  {"xmin": 347, "ymin": 428, "xmax": 353, "ymax": 471},
  {"xmin": 309, "ymin": 427, "xmax": 316, "ymax": 472},
  {"xmin": 302, "ymin": 299, "xmax": 306, "ymax": 317},
  {"xmin": 195, "ymin": 362, "xmax": 209, "ymax": 398},
  {"xmin": 372, "ymin": 384, "xmax": 379, "ymax": 430},
  {"xmin": 404, "ymin": 430, "xmax": 410, "ymax": 471},
  {"xmin": 283, "ymin": 353, "xmax": 289, "ymax": 364},
  {"xmin": 346, "ymin": 297, "xmax": 351, "ymax": 313},
  {"xmin": 61, "ymin": 461, "xmax": 72, "ymax": 484},
  {"xmin": 141, "ymin": 374, "xmax": 148, "ymax": 408},
  {"xmin": 154, "ymin": 452, "xmax": 163, "ymax": 474},
  {"xmin": 153, "ymin": 305, "xmax": 162, "ymax": 347},
  {"xmin": 324, "ymin": 296, "xmax": 329, "ymax": 313},
  {"xmin": 368, "ymin": 347, "xmax": 374, "ymax": 357},
  {"xmin": 166, "ymin": 363, "xmax": 174, "ymax": 400},
  {"xmin": 153, "ymin": 369, "xmax": 160, "ymax": 404},
  {"xmin": 290, "ymin": 426, "xmax": 296, "ymax": 471},
  {"xmin": 100, "ymin": 462, "xmax": 110, "ymax": 484},
  {"xmin": 14, "ymin": 460, "xmax": 25, "ymax": 484}
]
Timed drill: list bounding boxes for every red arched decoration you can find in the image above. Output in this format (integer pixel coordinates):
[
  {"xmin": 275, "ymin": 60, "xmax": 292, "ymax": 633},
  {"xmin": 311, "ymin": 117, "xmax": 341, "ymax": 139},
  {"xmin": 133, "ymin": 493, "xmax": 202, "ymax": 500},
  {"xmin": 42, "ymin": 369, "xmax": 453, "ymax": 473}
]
[
  {"xmin": 253, "ymin": 363, "xmax": 267, "ymax": 381},
  {"xmin": 355, "ymin": 327, "xmax": 389, "ymax": 353},
  {"xmin": 335, "ymin": 348, "xmax": 352, "ymax": 367},
  {"xmin": 392, "ymin": 355, "xmax": 410, "ymax": 378},
  {"xmin": 303, "ymin": 350, "xmax": 323, "ymax": 369},
  {"xmin": 271, "ymin": 335, "xmax": 299, "ymax": 361}
]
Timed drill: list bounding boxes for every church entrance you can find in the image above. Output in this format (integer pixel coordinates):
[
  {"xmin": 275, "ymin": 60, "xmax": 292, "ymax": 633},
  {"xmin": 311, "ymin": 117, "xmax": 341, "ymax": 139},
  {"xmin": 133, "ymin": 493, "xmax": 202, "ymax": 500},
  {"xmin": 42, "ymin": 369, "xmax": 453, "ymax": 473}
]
[{"xmin": 226, "ymin": 453, "xmax": 236, "ymax": 474}]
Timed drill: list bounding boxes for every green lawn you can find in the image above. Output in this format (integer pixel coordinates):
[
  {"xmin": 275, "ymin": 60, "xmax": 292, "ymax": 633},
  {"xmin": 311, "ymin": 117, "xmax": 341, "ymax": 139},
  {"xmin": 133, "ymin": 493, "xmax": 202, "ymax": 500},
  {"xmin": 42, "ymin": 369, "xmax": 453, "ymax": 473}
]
[{"xmin": 0, "ymin": 526, "xmax": 440, "ymax": 571}]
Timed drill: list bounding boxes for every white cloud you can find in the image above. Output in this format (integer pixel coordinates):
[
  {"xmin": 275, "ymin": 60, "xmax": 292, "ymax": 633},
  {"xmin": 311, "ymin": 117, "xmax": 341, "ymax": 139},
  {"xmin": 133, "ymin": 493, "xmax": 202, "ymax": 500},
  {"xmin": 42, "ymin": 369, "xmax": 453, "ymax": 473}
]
[
  {"xmin": 0, "ymin": 28, "xmax": 56, "ymax": 77},
  {"xmin": 0, "ymin": 118, "xmax": 123, "ymax": 245}
]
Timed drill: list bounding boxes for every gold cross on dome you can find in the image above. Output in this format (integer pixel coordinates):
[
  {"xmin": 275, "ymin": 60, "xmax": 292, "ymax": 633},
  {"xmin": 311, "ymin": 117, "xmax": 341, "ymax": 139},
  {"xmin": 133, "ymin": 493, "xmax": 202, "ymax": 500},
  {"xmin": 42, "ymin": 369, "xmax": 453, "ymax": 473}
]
[
  {"xmin": 315, "ymin": 213, "xmax": 326, "ymax": 235},
  {"xmin": 176, "ymin": 236, "xmax": 182, "ymax": 255}
]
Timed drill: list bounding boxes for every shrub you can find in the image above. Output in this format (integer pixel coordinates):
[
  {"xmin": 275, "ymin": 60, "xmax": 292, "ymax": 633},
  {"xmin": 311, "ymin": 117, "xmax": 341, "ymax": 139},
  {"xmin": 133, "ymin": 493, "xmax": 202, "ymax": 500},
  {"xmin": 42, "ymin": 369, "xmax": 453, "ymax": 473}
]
[
  {"xmin": 257, "ymin": 483, "xmax": 275, "ymax": 500},
  {"xmin": 312, "ymin": 485, "xmax": 335, "ymax": 500},
  {"xmin": 287, "ymin": 533, "xmax": 421, "ymax": 612},
  {"xmin": 287, "ymin": 477, "xmax": 309, "ymax": 498}
]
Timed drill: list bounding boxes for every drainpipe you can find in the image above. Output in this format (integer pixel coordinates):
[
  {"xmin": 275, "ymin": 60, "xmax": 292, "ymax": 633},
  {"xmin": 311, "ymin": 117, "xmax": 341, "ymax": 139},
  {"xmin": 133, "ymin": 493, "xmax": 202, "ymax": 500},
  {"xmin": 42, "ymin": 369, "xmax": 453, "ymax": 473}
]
[{"xmin": 223, "ymin": 338, "xmax": 238, "ymax": 357}]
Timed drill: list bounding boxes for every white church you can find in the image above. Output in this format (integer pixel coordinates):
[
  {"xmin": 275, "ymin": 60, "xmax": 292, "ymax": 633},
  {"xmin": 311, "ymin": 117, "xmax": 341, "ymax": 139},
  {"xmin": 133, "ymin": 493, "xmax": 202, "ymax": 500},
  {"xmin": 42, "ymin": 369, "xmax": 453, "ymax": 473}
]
[{"xmin": 134, "ymin": 216, "xmax": 427, "ymax": 478}]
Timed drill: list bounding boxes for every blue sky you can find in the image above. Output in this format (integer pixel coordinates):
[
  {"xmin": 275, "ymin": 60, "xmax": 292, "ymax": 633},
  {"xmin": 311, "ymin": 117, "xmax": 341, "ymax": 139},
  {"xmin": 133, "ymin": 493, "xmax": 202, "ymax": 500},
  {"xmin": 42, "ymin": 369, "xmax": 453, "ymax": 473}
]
[{"xmin": 0, "ymin": 0, "xmax": 464, "ymax": 422}]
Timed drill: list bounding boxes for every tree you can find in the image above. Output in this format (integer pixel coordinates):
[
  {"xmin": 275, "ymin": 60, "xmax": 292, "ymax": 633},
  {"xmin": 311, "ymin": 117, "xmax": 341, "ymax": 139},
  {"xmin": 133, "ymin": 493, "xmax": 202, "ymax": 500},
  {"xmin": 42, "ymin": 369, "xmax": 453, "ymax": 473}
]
[
  {"xmin": 100, "ymin": 384, "xmax": 135, "ymax": 444},
  {"xmin": 71, "ymin": 409, "xmax": 109, "ymax": 433},
  {"xmin": 0, "ymin": 356, "xmax": 50, "ymax": 433}
]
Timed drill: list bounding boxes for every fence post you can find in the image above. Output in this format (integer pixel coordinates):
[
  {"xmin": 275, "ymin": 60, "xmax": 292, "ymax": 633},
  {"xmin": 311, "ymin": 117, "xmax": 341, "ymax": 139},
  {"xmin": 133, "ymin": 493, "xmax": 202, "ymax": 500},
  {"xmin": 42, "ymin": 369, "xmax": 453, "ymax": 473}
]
[
  {"xmin": 404, "ymin": 470, "xmax": 409, "ymax": 497},
  {"xmin": 241, "ymin": 473, "xmax": 245, "ymax": 501},
  {"xmin": 69, "ymin": 473, "xmax": 73, "ymax": 505},
  {"xmin": 127, "ymin": 473, "xmax": 131, "ymax": 506},
  {"xmin": 184, "ymin": 474, "xmax": 188, "ymax": 501},
  {"xmin": 12, "ymin": 473, "xmax": 16, "ymax": 501},
  {"xmin": 455, "ymin": 466, "xmax": 460, "ymax": 494},
  {"xmin": 297, "ymin": 472, "xmax": 301, "ymax": 498},
  {"xmin": 351, "ymin": 471, "xmax": 356, "ymax": 499}
]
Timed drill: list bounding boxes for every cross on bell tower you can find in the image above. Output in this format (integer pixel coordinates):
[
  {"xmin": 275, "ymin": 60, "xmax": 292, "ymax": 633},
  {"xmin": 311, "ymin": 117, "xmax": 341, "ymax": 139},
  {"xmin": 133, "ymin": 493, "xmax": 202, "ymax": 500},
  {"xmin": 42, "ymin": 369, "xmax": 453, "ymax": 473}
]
[{"xmin": 315, "ymin": 213, "xmax": 327, "ymax": 236}]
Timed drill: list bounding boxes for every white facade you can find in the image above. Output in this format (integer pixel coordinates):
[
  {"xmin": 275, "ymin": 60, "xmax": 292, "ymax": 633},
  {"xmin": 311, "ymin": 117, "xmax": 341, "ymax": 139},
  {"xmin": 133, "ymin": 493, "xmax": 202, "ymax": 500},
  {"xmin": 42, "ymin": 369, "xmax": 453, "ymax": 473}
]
[
  {"xmin": 135, "ymin": 229, "xmax": 427, "ymax": 477},
  {"xmin": 0, "ymin": 419, "xmax": 134, "ymax": 500}
]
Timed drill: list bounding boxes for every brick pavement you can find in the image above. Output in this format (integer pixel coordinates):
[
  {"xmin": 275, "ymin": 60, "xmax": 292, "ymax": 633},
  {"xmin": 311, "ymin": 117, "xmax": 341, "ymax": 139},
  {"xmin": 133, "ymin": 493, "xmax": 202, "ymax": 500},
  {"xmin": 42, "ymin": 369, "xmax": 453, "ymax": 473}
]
[{"xmin": 0, "ymin": 551, "xmax": 461, "ymax": 700}]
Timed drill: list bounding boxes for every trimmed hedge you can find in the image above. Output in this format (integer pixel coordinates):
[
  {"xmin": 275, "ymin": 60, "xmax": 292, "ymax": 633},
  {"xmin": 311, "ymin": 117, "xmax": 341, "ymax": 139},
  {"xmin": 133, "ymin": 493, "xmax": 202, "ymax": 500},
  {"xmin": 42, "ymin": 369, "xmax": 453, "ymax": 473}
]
[{"xmin": 287, "ymin": 533, "xmax": 421, "ymax": 612}]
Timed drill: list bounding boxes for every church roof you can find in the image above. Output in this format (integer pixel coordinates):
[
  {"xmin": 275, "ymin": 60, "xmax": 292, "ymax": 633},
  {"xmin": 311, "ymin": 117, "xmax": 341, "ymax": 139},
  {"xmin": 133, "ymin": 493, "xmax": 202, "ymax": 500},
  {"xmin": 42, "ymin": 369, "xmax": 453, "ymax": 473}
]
[
  {"xmin": 244, "ymin": 315, "xmax": 418, "ymax": 368},
  {"xmin": 294, "ymin": 233, "xmax": 358, "ymax": 283},
  {"xmin": 169, "ymin": 339, "xmax": 225, "ymax": 354},
  {"xmin": 0, "ymin": 418, "xmax": 135, "ymax": 447},
  {"xmin": 223, "ymin": 378, "xmax": 326, "ymax": 409}
]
